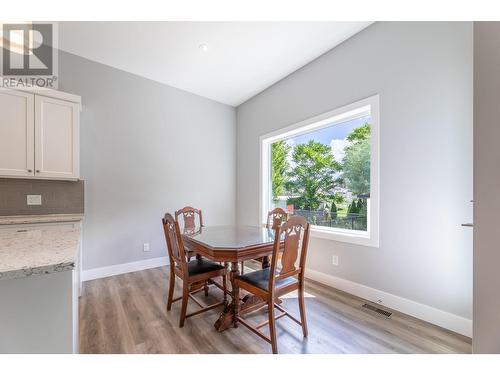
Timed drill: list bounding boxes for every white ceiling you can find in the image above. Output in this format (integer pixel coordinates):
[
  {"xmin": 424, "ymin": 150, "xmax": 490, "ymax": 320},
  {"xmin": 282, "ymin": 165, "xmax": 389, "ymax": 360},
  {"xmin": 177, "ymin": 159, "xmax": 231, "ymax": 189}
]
[{"xmin": 58, "ymin": 22, "xmax": 372, "ymax": 106}]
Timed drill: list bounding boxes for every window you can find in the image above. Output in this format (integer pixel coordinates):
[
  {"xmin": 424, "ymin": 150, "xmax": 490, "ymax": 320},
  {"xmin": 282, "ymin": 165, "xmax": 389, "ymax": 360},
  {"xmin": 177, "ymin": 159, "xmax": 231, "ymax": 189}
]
[{"xmin": 260, "ymin": 95, "xmax": 379, "ymax": 247}]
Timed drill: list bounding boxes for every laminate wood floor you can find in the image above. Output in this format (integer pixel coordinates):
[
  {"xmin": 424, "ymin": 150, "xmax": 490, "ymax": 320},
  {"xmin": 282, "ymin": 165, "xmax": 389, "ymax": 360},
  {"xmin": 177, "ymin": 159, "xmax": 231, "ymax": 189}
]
[{"xmin": 79, "ymin": 266, "xmax": 471, "ymax": 354}]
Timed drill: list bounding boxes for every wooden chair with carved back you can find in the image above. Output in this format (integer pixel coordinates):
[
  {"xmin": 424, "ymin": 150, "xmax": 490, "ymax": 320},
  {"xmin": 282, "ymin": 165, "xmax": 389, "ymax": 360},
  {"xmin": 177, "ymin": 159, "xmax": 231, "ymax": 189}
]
[
  {"xmin": 175, "ymin": 206, "xmax": 203, "ymax": 245},
  {"xmin": 234, "ymin": 215, "xmax": 310, "ymax": 354},
  {"xmin": 162, "ymin": 213, "xmax": 227, "ymax": 327},
  {"xmin": 175, "ymin": 206, "xmax": 215, "ymax": 295},
  {"xmin": 266, "ymin": 207, "xmax": 289, "ymax": 230},
  {"xmin": 240, "ymin": 207, "xmax": 288, "ymax": 274}
]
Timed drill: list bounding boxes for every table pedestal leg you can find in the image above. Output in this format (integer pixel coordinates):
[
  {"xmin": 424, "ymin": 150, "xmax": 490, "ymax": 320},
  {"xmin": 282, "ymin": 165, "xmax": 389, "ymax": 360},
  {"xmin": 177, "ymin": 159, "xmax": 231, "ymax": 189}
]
[
  {"xmin": 214, "ymin": 261, "xmax": 239, "ymax": 332},
  {"xmin": 214, "ymin": 304, "xmax": 233, "ymax": 332},
  {"xmin": 231, "ymin": 262, "xmax": 240, "ymax": 327}
]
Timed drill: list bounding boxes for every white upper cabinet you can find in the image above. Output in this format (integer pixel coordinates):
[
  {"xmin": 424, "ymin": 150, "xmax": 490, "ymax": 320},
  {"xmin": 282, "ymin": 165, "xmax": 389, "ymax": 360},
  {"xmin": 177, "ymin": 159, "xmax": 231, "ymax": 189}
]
[
  {"xmin": 0, "ymin": 90, "xmax": 35, "ymax": 177},
  {"xmin": 0, "ymin": 89, "xmax": 81, "ymax": 180},
  {"xmin": 35, "ymin": 95, "xmax": 80, "ymax": 179}
]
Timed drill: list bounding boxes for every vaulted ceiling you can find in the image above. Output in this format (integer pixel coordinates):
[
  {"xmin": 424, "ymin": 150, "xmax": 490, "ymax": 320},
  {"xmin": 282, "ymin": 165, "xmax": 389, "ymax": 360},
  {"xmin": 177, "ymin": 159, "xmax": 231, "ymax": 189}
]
[{"xmin": 59, "ymin": 22, "xmax": 372, "ymax": 106}]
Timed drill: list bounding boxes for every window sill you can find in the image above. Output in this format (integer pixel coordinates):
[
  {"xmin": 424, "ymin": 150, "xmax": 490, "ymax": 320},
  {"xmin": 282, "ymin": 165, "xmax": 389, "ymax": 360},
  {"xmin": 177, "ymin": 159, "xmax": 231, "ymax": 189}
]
[{"xmin": 310, "ymin": 225, "xmax": 379, "ymax": 248}]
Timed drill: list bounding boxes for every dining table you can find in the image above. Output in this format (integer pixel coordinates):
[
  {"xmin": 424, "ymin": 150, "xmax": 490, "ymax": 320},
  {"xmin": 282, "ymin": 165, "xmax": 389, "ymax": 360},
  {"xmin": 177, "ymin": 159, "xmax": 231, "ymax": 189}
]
[{"xmin": 182, "ymin": 225, "xmax": 282, "ymax": 332}]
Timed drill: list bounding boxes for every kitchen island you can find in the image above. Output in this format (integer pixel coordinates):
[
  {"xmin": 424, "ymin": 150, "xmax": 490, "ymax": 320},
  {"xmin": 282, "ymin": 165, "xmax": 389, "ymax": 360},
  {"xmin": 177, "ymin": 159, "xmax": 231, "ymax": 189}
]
[{"xmin": 0, "ymin": 217, "xmax": 82, "ymax": 354}]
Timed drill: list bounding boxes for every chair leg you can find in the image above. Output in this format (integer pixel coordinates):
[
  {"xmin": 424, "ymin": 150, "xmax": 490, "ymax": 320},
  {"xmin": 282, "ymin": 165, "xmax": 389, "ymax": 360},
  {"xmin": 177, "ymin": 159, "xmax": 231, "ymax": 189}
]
[
  {"xmin": 167, "ymin": 267, "xmax": 175, "ymax": 311},
  {"xmin": 240, "ymin": 261, "xmax": 245, "ymax": 274},
  {"xmin": 179, "ymin": 282, "xmax": 189, "ymax": 328},
  {"xmin": 204, "ymin": 280, "xmax": 209, "ymax": 297},
  {"xmin": 261, "ymin": 256, "xmax": 270, "ymax": 269},
  {"xmin": 268, "ymin": 299, "xmax": 278, "ymax": 354},
  {"xmin": 298, "ymin": 285, "xmax": 308, "ymax": 337}
]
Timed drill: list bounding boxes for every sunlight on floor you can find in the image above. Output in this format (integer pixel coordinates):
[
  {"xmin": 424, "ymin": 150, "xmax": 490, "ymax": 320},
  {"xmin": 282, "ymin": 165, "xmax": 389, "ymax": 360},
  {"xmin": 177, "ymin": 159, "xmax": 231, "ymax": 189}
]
[{"xmin": 281, "ymin": 290, "xmax": 316, "ymax": 299}]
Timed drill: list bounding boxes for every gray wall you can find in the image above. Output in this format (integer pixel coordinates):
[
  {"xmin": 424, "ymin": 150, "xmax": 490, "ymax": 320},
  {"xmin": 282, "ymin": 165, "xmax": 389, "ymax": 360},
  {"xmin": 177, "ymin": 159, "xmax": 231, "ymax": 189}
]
[
  {"xmin": 473, "ymin": 22, "xmax": 500, "ymax": 353},
  {"xmin": 58, "ymin": 51, "xmax": 236, "ymax": 270},
  {"xmin": 0, "ymin": 178, "xmax": 84, "ymax": 216},
  {"xmin": 236, "ymin": 22, "xmax": 473, "ymax": 319}
]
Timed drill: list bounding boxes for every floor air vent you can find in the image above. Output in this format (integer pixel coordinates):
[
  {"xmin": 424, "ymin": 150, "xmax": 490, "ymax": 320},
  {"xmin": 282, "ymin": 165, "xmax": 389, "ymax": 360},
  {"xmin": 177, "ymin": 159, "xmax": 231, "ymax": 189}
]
[{"xmin": 361, "ymin": 303, "xmax": 392, "ymax": 318}]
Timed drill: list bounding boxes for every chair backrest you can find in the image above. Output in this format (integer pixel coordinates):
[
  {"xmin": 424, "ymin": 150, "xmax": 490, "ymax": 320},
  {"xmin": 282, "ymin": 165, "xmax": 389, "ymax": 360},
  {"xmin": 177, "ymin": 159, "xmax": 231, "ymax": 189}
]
[
  {"xmin": 175, "ymin": 206, "xmax": 203, "ymax": 232},
  {"xmin": 162, "ymin": 213, "xmax": 188, "ymax": 274},
  {"xmin": 269, "ymin": 215, "xmax": 310, "ymax": 292},
  {"xmin": 266, "ymin": 207, "xmax": 288, "ymax": 229}
]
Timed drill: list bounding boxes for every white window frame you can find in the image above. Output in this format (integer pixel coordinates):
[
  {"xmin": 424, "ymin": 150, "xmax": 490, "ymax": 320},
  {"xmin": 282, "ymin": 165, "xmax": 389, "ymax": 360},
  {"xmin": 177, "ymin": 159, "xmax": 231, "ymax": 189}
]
[{"xmin": 259, "ymin": 95, "xmax": 380, "ymax": 248}]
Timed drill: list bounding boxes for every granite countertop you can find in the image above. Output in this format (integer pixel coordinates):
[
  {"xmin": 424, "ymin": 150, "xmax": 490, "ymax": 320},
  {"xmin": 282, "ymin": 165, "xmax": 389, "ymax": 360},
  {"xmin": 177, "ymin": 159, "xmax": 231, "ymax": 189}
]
[
  {"xmin": 0, "ymin": 214, "xmax": 84, "ymax": 226},
  {"xmin": 0, "ymin": 227, "xmax": 80, "ymax": 281}
]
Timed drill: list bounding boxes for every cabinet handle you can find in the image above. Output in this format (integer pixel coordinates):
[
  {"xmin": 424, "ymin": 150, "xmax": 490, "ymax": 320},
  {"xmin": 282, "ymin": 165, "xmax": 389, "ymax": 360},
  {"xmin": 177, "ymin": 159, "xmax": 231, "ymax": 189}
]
[
  {"xmin": 35, "ymin": 170, "xmax": 40, "ymax": 173},
  {"xmin": 27, "ymin": 169, "xmax": 32, "ymax": 173}
]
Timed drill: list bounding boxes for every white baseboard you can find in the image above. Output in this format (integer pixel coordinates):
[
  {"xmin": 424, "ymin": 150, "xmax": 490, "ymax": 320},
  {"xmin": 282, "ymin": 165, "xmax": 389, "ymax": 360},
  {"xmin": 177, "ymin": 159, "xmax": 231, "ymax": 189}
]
[
  {"xmin": 81, "ymin": 256, "xmax": 169, "ymax": 282},
  {"xmin": 306, "ymin": 269, "xmax": 472, "ymax": 337}
]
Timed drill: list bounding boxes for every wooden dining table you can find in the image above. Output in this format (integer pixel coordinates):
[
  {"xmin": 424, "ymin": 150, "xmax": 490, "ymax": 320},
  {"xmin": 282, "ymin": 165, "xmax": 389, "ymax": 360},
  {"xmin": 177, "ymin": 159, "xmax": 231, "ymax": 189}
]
[{"xmin": 182, "ymin": 225, "xmax": 281, "ymax": 332}]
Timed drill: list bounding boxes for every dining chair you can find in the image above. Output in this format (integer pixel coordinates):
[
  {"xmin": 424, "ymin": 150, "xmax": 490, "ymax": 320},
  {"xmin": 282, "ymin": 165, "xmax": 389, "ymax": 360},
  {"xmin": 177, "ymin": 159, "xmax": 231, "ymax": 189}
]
[
  {"xmin": 162, "ymin": 213, "xmax": 227, "ymax": 327},
  {"xmin": 240, "ymin": 207, "xmax": 288, "ymax": 274},
  {"xmin": 175, "ymin": 206, "xmax": 203, "ymax": 259},
  {"xmin": 175, "ymin": 206, "xmax": 214, "ymax": 295},
  {"xmin": 234, "ymin": 215, "xmax": 310, "ymax": 354},
  {"xmin": 175, "ymin": 206, "xmax": 203, "ymax": 233},
  {"xmin": 266, "ymin": 207, "xmax": 289, "ymax": 229}
]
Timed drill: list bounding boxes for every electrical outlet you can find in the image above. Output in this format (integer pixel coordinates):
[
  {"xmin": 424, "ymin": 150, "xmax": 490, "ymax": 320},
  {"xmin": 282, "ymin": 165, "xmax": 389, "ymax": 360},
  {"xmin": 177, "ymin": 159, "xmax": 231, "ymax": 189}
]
[
  {"xmin": 27, "ymin": 195, "xmax": 42, "ymax": 205},
  {"xmin": 143, "ymin": 243, "xmax": 150, "ymax": 252},
  {"xmin": 332, "ymin": 255, "xmax": 339, "ymax": 266}
]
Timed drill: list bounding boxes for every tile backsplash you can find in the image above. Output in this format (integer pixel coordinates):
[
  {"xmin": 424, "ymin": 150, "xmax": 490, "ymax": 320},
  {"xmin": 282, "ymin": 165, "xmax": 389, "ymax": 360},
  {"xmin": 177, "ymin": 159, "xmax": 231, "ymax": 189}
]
[{"xmin": 0, "ymin": 178, "xmax": 84, "ymax": 216}]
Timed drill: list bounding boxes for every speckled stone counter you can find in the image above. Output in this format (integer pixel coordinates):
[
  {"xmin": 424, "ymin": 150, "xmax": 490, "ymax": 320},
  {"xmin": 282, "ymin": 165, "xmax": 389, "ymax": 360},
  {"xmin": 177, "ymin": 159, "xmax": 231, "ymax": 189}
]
[
  {"xmin": 0, "ymin": 227, "xmax": 80, "ymax": 281},
  {"xmin": 0, "ymin": 214, "xmax": 84, "ymax": 226}
]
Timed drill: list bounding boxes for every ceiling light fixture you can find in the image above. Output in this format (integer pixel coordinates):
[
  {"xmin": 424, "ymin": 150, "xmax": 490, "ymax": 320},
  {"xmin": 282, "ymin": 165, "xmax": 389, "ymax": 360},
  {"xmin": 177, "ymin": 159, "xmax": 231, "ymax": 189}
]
[{"xmin": 199, "ymin": 43, "xmax": 208, "ymax": 52}]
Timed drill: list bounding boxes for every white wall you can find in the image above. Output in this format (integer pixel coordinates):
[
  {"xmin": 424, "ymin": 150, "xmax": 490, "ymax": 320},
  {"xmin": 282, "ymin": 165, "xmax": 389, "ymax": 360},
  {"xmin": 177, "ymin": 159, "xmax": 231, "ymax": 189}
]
[
  {"xmin": 58, "ymin": 51, "xmax": 236, "ymax": 270},
  {"xmin": 236, "ymin": 22, "xmax": 473, "ymax": 329},
  {"xmin": 473, "ymin": 22, "xmax": 500, "ymax": 353}
]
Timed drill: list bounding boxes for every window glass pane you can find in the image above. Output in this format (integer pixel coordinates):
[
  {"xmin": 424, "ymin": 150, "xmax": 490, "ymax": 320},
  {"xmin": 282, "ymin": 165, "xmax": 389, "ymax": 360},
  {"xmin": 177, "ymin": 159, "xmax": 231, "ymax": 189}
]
[{"xmin": 270, "ymin": 115, "xmax": 371, "ymax": 232}]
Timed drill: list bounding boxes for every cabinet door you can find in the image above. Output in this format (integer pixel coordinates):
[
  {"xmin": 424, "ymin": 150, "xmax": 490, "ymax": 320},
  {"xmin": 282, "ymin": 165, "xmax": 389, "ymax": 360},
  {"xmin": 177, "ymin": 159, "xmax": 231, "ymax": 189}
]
[
  {"xmin": 35, "ymin": 95, "xmax": 80, "ymax": 179},
  {"xmin": 0, "ymin": 90, "xmax": 35, "ymax": 177}
]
